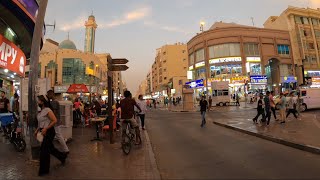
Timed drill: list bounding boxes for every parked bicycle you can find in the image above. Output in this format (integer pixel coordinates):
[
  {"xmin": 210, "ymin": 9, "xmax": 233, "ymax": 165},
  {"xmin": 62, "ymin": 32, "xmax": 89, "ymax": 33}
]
[{"xmin": 121, "ymin": 120, "xmax": 142, "ymax": 155}]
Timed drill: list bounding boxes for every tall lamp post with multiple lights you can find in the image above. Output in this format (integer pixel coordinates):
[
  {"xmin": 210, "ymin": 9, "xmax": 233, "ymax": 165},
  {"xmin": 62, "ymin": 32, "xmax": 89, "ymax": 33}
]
[{"xmin": 199, "ymin": 21, "xmax": 209, "ymax": 100}]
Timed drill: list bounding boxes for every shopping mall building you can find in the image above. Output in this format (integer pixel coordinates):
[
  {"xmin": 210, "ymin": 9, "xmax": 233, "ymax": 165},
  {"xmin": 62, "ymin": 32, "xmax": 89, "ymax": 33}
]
[
  {"xmin": 0, "ymin": 0, "xmax": 40, "ymax": 98},
  {"xmin": 187, "ymin": 22, "xmax": 295, "ymax": 98}
]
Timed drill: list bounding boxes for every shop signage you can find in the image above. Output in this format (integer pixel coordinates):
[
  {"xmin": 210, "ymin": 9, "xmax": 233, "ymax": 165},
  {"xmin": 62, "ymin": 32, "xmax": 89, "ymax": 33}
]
[
  {"xmin": 54, "ymin": 86, "xmax": 69, "ymax": 93},
  {"xmin": 231, "ymin": 76, "xmax": 248, "ymax": 84},
  {"xmin": 209, "ymin": 57, "xmax": 242, "ymax": 64},
  {"xmin": 0, "ymin": 34, "xmax": 26, "ymax": 77},
  {"xmin": 67, "ymin": 84, "xmax": 89, "ymax": 93},
  {"xmin": 186, "ymin": 79, "xmax": 204, "ymax": 88},
  {"xmin": 281, "ymin": 76, "xmax": 297, "ymax": 83},
  {"xmin": 311, "ymin": 77, "xmax": 320, "ymax": 87},
  {"xmin": 195, "ymin": 61, "xmax": 205, "ymax": 68},
  {"xmin": 250, "ymin": 75, "xmax": 267, "ymax": 84},
  {"xmin": 187, "ymin": 71, "xmax": 193, "ymax": 79},
  {"xmin": 246, "ymin": 57, "xmax": 261, "ymax": 62},
  {"xmin": 189, "ymin": 65, "xmax": 194, "ymax": 70},
  {"xmin": 14, "ymin": 0, "xmax": 39, "ymax": 20}
]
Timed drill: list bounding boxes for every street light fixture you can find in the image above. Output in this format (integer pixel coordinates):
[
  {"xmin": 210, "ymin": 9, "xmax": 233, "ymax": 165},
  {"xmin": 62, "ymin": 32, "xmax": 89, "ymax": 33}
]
[{"xmin": 200, "ymin": 21, "xmax": 205, "ymax": 32}]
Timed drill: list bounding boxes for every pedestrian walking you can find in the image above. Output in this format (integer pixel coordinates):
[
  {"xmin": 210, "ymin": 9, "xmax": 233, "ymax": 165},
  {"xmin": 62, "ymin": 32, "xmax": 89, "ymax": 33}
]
[
  {"xmin": 208, "ymin": 96, "xmax": 212, "ymax": 111},
  {"xmin": 286, "ymin": 92, "xmax": 298, "ymax": 120},
  {"xmin": 0, "ymin": 91, "xmax": 10, "ymax": 133},
  {"xmin": 264, "ymin": 91, "xmax": 271, "ymax": 125},
  {"xmin": 35, "ymin": 95, "xmax": 67, "ymax": 176},
  {"xmin": 279, "ymin": 93, "xmax": 287, "ymax": 124},
  {"xmin": 136, "ymin": 95, "xmax": 147, "ymax": 130},
  {"xmin": 269, "ymin": 91, "xmax": 278, "ymax": 121},
  {"xmin": 200, "ymin": 96, "xmax": 208, "ymax": 127},
  {"xmin": 47, "ymin": 90, "xmax": 69, "ymax": 154},
  {"xmin": 236, "ymin": 93, "xmax": 240, "ymax": 106},
  {"xmin": 252, "ymin": 93, "xmax": 265, "ymax": 124}
]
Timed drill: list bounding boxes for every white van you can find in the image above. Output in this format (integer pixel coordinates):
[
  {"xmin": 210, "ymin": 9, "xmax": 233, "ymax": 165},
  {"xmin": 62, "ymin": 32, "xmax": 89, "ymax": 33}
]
[{"xmin": 300, "ymin": 88, "xmax": 320, "ymax": 112}]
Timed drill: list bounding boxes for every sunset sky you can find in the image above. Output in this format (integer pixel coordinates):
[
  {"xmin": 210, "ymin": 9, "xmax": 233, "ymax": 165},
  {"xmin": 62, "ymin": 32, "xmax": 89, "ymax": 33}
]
[{"xmin": 44, "ymin": 0, "xmax": 320, "ymax": 93}]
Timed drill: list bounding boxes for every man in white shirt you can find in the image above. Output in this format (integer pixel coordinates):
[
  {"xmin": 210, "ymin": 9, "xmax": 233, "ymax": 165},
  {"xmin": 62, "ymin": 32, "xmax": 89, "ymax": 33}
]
[{"xmin": 136, "ymin": 95, "xmax": 147, "ymax": 130}]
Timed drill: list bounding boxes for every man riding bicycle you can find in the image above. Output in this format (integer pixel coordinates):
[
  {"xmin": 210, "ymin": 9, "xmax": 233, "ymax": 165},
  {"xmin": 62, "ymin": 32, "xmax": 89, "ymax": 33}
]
[{"xmin": 120, "ymin": 90, "xmax": 141, "ymax": 145}]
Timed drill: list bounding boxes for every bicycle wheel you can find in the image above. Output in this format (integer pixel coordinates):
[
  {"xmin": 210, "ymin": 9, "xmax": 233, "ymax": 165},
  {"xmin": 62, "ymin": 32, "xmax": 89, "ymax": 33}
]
[{"xmin": 121, "ymin": 134, "xmax": 131, "ymax": 155}]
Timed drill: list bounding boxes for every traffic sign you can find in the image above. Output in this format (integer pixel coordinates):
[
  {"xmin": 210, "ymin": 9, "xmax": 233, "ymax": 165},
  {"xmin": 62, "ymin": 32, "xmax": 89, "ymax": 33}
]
[
  {"xmin": 110, "ymin": 65, "xmax": 129, "ymax": 71},
  {"xmin": 112, "ymin": 58, "xmax": 128, "ymax": 64}
]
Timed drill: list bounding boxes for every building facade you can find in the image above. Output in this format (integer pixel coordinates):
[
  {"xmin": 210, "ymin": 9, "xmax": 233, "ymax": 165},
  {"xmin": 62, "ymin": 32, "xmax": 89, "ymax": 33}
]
[
  {"xmin": 0, "ymin": 0, "xmax": 40, "ymax": 97},
  {"xmin": 151, "ymin": 43, "xmax": 188, "ymax": 98},
  {"xmin": 39, "ymin": 39, "xmax": 109, "ymax": 95},
  {"xmin": 187, "ymin": 22, "xmax": 294, "ymax": 97},
  {"xmin": 264, "ymin": 6, "xmax": 320, "ymax": 86}
]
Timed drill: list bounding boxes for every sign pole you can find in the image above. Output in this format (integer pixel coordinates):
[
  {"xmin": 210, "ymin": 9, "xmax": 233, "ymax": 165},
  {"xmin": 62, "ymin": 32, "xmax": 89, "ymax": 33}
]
[
  {"xmin": 28, "ymin": 0, "xmax": 48, "ymax": 160},
  {"xmin": 107, "ymin": 59, "xmax": 114, "ymax": 144}
]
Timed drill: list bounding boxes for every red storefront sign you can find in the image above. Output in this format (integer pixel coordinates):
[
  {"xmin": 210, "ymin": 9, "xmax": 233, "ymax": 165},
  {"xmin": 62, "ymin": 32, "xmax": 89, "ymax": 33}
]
[
  {"xmin": 67, "ymin": 84, "xmax": 89, "ymax": 93},
  {"xmin": 0, "ymin": 34, "xmax": 26, "ymax": 77}
]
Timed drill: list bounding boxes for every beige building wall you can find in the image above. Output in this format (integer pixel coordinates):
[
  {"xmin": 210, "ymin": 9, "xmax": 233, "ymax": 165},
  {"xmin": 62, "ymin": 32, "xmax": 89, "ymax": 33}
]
[
  {"xmin": 151, "ymin": 43, "xmax": 188, "ymax": 96},
  {"xmin": 264, "ymin": 6, "xmax": 320, "ymax": 84}
]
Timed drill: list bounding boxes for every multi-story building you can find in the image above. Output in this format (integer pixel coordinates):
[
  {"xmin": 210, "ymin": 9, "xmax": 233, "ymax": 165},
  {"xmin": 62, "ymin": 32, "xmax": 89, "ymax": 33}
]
[
  {"xmin": 151, "ymin": 43, "xmax": 188, "ymax": 98},
  {"xmin": 146, "ymin": 70, "xmax": 152, "ymax": 95},
  {"xmin": 112, "ymin": 71, "xmax": 124, "ymax": 98},
  {"xmin": 187, "ymin": 22, "xmax": 294, "ymax": 97},
  {"xmin": 264, "ymin": 6, "xmax": 320, "ymax": 85}
]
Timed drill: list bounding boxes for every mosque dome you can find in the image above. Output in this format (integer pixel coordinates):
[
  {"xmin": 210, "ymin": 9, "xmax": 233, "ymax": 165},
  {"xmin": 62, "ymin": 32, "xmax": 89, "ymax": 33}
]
[{"xmin": 58, "ymin": 39, "xmax": 77, "ymax": 50}]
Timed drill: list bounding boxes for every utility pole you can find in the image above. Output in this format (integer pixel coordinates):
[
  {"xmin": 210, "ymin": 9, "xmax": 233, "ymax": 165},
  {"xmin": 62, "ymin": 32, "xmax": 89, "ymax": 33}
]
[{"xmin": 28, "ymin": 0, "xmax": 48, "ymax": 160}]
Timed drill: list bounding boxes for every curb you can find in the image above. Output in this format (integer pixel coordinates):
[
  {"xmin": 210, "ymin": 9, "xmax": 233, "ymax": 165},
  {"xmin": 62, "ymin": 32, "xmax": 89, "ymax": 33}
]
[
  {"xmin": 213, "ymin": 121, "xmax": 320, "ymax": 155},
  {"xmin": 143, "ymin": 129, "xmax": 162, "ymax": 180}
]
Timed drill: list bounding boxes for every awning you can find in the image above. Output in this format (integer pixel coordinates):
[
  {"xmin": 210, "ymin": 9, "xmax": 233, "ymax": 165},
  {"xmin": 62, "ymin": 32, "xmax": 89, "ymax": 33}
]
[{"xmin": 67, "ymin": 84, "xmax": 89, "ymax": 93}]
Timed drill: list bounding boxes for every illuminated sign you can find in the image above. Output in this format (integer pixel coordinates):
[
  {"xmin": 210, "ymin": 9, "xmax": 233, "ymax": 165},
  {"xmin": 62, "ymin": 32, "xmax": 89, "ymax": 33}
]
[
  {"xmin": 187, "ymin": 71, "xmax": 193, "ymax": 80},
  {"xmin": 281, "ymin": 76, "xmax": 297, "ymax": 83},
  {"xmin": 0, "ymin": 34, "xmax": 26, "ymax": 77},
  {"xmin": 246, "ymin": 57, "xmax": 261, "ymax": 62},
  {"xmin": 195, "ymin": 61, "xmax": 205, "ymax": 68},
  {"xmin": 209, "ymin": 57, "xmax": 242, "ymax": 64},
  {"xmin": 250, "ymin": 75, "xmax": 267, "ymax": 84},
  {"xmin": 189, "ymin": 65, "xmax": 194, "ymax": 70},
  {"xmin": 186, "ymin": 79, "xmax": 204, "ymax": 88}
]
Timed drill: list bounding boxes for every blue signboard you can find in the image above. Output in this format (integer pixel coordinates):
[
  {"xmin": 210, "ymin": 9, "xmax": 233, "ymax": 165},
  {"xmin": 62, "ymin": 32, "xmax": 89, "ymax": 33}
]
[
  {"xmin": 250, "ymin": 75, "xmax": 267, "ymax": 84},
  {"xmin": 281, "ymin": 76, "xmax": 297, "ymax": 83},
  {"xmin": 186, "ymin": 79, "xmax": 204, "ymax": 88}
]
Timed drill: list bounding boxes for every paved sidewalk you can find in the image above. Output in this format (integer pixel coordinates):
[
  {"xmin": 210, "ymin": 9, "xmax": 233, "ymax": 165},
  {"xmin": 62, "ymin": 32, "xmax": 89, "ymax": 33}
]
[
  {"xmin": 209, "ymin": 108, "xmax": 320, "ymax": 154},
  {"xmin": 0, "ymin": 127, "xmax": 160, "ymax": 180}
]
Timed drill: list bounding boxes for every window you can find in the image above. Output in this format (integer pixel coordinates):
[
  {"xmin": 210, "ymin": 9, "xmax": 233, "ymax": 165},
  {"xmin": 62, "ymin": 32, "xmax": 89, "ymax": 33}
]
[
  {"xmin": 295, "ymin": 16, "xmax": 302, "ymax": 24},
  {"xmin": 164, "ymin": 77, "xmax": 167, "ymax": 80},
  {"xmin": 244, "ymin": 43, "xmax": 260, "ymax": 56},
  {"xmin": 63, "ymin": 58, "xmax": 87, "ymax": 84},
  {"xmin": 209, "ymin": 43, "xmax": 241, "ymax": 58},
  {"xmin": 184, "ymin": 67, "xmax": 187, "ymax": 69},
  {"xmin": 189, "ymin": 53, "xmax": 194, "ymax": 65},
  {"xmin": 315, "ymin": 30, "xmax": 320, "ymax": 38},
  {"xmin": 183, "ymin": 58, "xmax": 186, "ymax": 61},
  {"xmin": 182, "ymin": 50, "xmax": 186, "ymax": 53},
  {"xmin": 312, "ymin": 18, "xmax": 319, "ymax": 25},
  {"xmin": 308, "ymin": 43, "xmax": 315, "ymax": 49},
  {"xmin": 277, "ymin": 45, "xmax": 290, "ymax": 55},
  {"xmin": 195, "ymin": 49, "xmax": 205, "ymax": 62},
  {"xmin": 300, "ymin": 17, "xmax": 309, "ymax": 24},
  {"xmin": 164, "ymin": 68, "xmax": 166, "ymax": 72}
]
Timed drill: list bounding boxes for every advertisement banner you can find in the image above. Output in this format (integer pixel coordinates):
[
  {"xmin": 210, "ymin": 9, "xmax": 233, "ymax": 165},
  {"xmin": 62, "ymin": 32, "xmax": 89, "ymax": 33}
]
[{"xmin": 0, "ymin": 34, "xmax": 26, "ymax": 77}]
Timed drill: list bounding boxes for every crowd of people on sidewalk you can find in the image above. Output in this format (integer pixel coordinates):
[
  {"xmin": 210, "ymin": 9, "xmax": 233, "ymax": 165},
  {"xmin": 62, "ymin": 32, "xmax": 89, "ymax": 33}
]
[{"xmin": 252, "ymin": 91, "xmax": 301, "ymax": 126}]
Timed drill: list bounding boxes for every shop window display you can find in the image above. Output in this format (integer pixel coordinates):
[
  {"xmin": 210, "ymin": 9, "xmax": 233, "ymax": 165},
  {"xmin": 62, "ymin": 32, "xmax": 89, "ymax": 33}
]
[{"xmin": 210, "ymin": 64, "xmax": 242, "ymax": 78}]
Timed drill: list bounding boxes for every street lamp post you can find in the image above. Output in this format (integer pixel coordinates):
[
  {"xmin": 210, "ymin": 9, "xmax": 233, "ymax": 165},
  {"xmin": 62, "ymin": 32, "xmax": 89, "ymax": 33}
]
[{"xmin": 28, "ymin": 0, "xmax": 48, "ymax": 160}]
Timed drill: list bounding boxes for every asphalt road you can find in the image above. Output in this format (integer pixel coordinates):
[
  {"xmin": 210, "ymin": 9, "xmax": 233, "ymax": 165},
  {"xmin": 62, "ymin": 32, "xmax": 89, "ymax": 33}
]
[{"xmin": 146, "ymin": 109, "xmax": 320, "ymax": 179}]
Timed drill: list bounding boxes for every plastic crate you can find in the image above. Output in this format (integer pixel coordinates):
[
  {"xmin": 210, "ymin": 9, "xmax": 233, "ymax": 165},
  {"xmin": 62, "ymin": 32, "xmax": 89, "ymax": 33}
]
[{"xmin": 0, "ymin": 113, "xmax": 14, "ymax": 126}]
